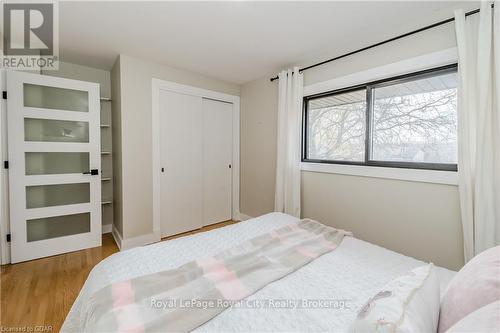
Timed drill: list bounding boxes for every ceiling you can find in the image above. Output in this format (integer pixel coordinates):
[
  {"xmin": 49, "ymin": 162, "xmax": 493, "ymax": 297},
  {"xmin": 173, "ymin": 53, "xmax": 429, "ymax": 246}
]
[{"xmin": 58, "ymin": 1, "xmax": 479, "ymax": 85}]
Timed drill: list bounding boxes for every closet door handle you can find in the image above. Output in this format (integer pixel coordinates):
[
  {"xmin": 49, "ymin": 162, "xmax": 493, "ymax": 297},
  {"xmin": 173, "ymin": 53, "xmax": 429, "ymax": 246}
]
[{"xmin": 83, "ymin": 169, "xmax": 99, "ymax": 175}]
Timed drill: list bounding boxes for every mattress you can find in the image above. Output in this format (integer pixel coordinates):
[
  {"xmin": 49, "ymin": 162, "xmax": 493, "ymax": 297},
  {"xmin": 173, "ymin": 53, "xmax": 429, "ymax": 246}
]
[{"xmin": 62, "ymin": 212, "xmax": 456, "ymax": 332}]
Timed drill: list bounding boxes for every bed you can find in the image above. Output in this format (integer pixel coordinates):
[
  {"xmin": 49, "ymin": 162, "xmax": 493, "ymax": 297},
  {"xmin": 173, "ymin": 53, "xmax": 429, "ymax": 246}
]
[{"xmin": 62, "ymin": 212, "xmax": 456, "ymax": 332}]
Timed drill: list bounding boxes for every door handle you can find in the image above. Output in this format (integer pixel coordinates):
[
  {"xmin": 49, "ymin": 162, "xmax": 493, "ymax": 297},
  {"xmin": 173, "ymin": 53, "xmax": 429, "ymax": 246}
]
[{"xmin": 83, "ymin": 169, "xmax": 99, "ymax": 175}]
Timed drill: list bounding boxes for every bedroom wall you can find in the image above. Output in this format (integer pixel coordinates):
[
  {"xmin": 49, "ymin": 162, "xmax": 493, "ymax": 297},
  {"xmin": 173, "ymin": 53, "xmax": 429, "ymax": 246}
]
[
  {"xmin": 240, "ymin": 22, "xmax": 465, "ymax": 270},
  {"xmin": 113, "ymin": 55, "xmax": 240, "ymax": 241},
  {"xmin": 240, "ymin": 77, "xmax": 279, "ymax": 217},
  {"xmin": 111, "ymin": 58, "xmax": 124, "ymax": 237}
]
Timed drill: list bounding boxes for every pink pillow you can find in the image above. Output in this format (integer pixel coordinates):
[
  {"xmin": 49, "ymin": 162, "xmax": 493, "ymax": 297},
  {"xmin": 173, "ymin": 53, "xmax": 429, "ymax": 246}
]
[
  {"xmin": 438, "ymin": 246, "xmax": 500, "ymax": 333},
  {"xmin": 446, "ymin": 301, "xmax": 500, "ymax": 333}
]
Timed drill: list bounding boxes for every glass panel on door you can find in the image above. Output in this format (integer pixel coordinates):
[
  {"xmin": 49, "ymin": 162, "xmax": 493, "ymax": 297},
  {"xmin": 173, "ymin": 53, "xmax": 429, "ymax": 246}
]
[
  {"xmin": 24, "ymin": 118, "xmax": 89, "ymax": 143},
  {"xmin": 23, "ymin": 83, "xmax": 89, "ymax": 112},
  {"xmin": 8, "ymin": 71, "xmax": 101, "ymax": 263},
  {"xmin": 26, "ymin": 212, "xmax": 91, "ymax": 242},
  {"xmin": 25, "ymin": 152, "xmax": 90, "ymax": 175},
  {"xmin": 26, "ymin": 183, "xmax": 90, "ymax": 209}
]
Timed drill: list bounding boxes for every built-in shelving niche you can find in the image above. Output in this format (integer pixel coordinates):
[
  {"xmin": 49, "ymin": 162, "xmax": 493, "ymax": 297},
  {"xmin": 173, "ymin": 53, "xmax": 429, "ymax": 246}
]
[{"xmin": 100, "ymin": 97, "xmax": 113, "ymax": 231}]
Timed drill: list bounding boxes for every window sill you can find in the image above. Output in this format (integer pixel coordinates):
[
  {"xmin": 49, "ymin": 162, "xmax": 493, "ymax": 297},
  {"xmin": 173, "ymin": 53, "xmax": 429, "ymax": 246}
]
[{"xmin": 300, "ymin": 162, "xmax": 458, "ymax": 186}]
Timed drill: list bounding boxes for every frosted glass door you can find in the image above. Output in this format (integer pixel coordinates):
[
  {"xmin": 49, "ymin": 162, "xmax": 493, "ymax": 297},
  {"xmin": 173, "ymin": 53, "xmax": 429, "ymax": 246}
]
[{"xmin": 7, "ymin": 71, "xmax": 101, "ymax": 263}]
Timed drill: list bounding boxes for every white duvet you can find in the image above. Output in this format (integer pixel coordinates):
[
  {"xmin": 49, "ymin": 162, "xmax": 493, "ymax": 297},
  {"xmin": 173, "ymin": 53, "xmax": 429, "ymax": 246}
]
[{"xmin": 62, "ymin": 213, "xmax": 455, "ymax": 332}]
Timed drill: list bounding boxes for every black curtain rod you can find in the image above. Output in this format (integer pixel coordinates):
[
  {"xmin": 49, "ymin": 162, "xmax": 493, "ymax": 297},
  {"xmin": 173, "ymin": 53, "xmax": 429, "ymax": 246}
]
[{"xmin": 270, "ymin": 5, "xmax": 488, "ymax": 82}]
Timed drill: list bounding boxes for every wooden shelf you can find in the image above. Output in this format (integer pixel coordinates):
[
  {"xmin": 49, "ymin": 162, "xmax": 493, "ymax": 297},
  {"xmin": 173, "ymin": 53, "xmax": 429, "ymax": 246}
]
[
  {"xmin": 100, "ymin": 124, "xmax": 111, "ymax": 128},
  {"xmin": 100, "ymin": 97, "xmax": 112, "ymax": 102},
  {"xmin": 101, "ymin": 178, "xmax": 111, "ymax": 181},
  {"xmin": 102, "ymin": 201, "xmax": 113, "ymax": 205},
  {"xmin": 101, "ymin": 151, "xmax": 112, "ymax": 155}
]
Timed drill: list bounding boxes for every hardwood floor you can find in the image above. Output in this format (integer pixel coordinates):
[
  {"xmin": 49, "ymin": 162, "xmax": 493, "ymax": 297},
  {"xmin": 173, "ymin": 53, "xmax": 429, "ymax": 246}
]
[
  {"xmin": 0, "ymin": 234, "xmax": 118, "ymax": 332},
  {"xmin": 0, "ymin": 220, "xmax": 237, "ymax": 332},
  {"xmin": 162, "ymin": 219, "xmax": 237, "ymax": 241}
]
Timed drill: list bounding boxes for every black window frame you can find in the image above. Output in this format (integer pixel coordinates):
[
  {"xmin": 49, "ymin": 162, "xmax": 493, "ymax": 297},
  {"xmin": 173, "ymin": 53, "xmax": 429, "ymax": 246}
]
[{"xmin": 302, "ymin": 63, "xmax": 458, "ymax": 172}]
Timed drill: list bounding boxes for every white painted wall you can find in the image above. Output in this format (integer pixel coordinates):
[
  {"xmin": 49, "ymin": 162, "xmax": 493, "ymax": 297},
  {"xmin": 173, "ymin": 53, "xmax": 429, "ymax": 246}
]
[
  {"xmin": 111, "ymin": 58, "xmax": 124, "ymax": 238},
  {"xmin": 240, "ymin": 77, "xmax": 279, "ymax": 217},
  {"xmin": 301, "ymin": 173, "xmax": 463, "ymax": 270},
  {"xmin": 113, "ymin": 55, "xmax": 240, "ymax": 241},
  {"xmin": 240, "ymin": 21, "xmax": 464, "ymax": 270}
]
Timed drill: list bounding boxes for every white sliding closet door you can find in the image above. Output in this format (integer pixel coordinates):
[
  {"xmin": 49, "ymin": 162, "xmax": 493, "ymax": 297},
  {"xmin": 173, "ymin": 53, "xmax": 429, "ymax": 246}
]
[
  {"xmin": 202, "ymin": 98, "xmax": 233, "ymax": 226},
  {"xmin": 160, "ymin": 90, "xmax": 203, "ymax": 237}
]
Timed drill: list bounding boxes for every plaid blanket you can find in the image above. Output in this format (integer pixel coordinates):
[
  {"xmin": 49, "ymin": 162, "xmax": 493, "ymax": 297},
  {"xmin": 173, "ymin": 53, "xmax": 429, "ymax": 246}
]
[{"xmin": 82, "ymin": 219, "xmax": 351, "ymax": 332}]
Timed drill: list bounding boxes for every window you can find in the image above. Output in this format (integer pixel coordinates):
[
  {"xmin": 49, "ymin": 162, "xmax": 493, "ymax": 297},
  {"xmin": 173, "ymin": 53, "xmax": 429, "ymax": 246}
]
[
  {"xmin": 306, "ymin": 88, "xmax": 366, "ymax": 161},
  {"xmin": 303, "ymin": 64, "xmax": 458, "ymax": 171}
]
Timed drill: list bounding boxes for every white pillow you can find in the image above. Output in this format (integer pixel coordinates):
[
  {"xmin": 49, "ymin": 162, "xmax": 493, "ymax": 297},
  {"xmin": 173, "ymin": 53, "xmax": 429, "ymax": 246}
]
[{"xmin": 349, "ymin": 264, "xmax": 440, "ymax": 333}]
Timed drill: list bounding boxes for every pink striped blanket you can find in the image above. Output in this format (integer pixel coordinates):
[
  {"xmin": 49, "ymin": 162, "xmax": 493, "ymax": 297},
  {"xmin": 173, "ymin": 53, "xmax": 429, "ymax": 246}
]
[{"xmin": 82, "ymin": 219, "xmax": 351, "ymax": 332}]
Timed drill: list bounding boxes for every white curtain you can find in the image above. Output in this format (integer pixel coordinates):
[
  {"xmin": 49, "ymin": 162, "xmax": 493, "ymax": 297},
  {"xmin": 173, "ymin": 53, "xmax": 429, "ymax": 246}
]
[
  {"xmin": 455, "ymin": 1, "xmax": 500, "ymax": 261},
  {"xmin": 274, "ymin": 67, "xmax": 303, "ymax": 218}
]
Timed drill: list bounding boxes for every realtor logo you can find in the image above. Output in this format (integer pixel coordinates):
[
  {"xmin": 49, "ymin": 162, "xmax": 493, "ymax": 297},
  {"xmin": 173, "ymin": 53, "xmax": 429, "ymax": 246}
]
[{"xmin": 2, "ymin": 1, "xmax": 59, "ymax": 70}]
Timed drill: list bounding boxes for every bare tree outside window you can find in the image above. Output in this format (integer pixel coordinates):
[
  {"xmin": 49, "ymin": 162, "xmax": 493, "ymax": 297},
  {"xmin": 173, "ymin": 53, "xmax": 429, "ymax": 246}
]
[
  {"xmin": 304, "ymin": 67, "xmax": 458, "ymax": 169},
  {"xmin": 307, "ymin": 90, "xmax": 366, "ymax": 161},
  {"xmin": 372, "ymin": 73, "xmax": 458, "ymax": 164}
]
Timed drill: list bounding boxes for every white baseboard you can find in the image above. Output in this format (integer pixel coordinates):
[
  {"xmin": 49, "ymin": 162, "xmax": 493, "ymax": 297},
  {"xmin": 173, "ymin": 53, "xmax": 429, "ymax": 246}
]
[
  {"xmin": 112, "ymin": 228, "xmax": 161, "ymax": 251},
  {"xmin": 102, "ymin": 224, "xmax": 112, "ymax": 234},
  {"xmin": 111, "ymin": 225, "xmax": 123, "ymax": 250},
  {"xmin": 235, "ymin": 212, "xmax": 253, "ymax": 221}
]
